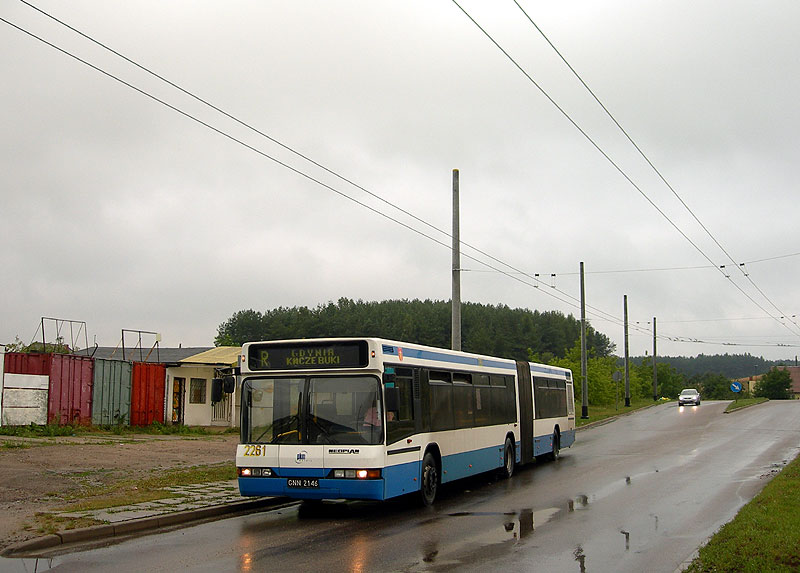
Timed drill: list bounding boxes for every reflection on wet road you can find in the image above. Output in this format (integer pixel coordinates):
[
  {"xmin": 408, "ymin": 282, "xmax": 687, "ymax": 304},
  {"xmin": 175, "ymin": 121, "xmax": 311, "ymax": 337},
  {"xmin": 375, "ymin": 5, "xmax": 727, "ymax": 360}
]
[{"xmin": 2, "ymin": 401, "xmax": 798, "ymax": 573}]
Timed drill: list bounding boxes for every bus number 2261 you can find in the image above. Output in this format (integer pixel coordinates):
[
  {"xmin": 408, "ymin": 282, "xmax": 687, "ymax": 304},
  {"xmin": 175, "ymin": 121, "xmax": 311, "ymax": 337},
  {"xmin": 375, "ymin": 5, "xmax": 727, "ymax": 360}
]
[{"xmin": 243, "ymin": 445, "xmax": 266, "ymax": 457}]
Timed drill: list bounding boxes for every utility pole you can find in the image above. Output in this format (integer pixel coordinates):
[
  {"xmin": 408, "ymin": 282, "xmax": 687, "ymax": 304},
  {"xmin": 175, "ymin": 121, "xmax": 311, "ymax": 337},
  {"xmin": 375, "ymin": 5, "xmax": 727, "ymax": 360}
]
[
  {"xmin": 624, "ymin": 295, "xmax": 631, "ymax": 407},
  {"xmin": 652, "ymin": 316, "xmax": 658, "ymax": 401},
  {"xmin": 451, "ymin": 169, "xmax": 461, "ymax": 351},
  {"xmin": 580, "ymin": 261, "xmax": 588, "ymax": 419}
]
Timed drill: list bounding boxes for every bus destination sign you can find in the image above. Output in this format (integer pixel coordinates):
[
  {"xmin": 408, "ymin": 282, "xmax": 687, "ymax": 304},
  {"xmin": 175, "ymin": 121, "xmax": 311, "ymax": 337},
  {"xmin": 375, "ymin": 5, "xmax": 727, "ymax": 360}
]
[{"xmin": 248, "ymin": 341, "xmax": 368, "ymax": 371}]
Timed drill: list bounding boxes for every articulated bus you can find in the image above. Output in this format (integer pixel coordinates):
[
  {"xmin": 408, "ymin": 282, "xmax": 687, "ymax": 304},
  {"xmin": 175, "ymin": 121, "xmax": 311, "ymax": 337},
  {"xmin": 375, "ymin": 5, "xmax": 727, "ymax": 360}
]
[{"xmin": 226, "ymin": 338, "xmax": 575, "ymax": 505}]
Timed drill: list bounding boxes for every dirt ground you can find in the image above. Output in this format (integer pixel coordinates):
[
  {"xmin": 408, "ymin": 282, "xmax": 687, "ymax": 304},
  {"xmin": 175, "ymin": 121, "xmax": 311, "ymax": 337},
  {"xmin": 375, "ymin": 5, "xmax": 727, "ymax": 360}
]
[{"xmin": 0, "ymin": 433, "xmax": 239, "ymax": 552}]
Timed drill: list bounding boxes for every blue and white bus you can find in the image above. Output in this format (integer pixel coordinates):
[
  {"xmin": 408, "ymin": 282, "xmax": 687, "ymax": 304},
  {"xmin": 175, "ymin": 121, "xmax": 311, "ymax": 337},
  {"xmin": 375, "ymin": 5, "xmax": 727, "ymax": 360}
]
[{"xmin": 226, "ymin": 338, "xmax": 575, "ymax": 505}]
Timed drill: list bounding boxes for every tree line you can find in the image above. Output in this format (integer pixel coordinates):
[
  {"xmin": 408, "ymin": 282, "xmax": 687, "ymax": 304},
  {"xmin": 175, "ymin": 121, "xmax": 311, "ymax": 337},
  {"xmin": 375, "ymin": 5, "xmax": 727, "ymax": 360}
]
[
  {"xmin": 646, "ymin": 353, "xmax": 794, "ymax": 379},
  {"xmin": 215, "ymin": 298, "xmax": 614, "ymax": 361}
]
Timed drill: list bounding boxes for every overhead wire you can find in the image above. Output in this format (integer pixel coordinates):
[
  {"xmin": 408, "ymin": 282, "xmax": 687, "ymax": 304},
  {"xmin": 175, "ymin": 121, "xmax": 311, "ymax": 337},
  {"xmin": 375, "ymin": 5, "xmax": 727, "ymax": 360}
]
[
  {"xmin": 743, "ymin": 251, "xmax": 800, "ymax": 265},
  {"xmin": 14, "ymin": 0, "xmax": 563, "ymax": 306},
  {"xmin": 451, "ymin": 0, "xmax": 800, "ymax": 338},
  {"xmin": 511, "ymin": 0, "xmax": 800, "ymax": 337},
  {"xmin": 0, "ymin": 8, "xmax": 587, "ymax": 316}
]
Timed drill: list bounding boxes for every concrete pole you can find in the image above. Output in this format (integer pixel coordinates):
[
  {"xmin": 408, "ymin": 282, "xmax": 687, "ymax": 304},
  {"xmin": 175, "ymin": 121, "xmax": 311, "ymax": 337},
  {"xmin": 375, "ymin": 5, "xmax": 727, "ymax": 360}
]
[
  {"xmin": 580, "ymin": 262, "xmax": 589, "ymax": 419},
  {"xmin": 451, "ymin": 169, "xmax": 461, "ymax": 351},
  {"xmin": 652, "ymin": 317, "xmax": 658, "ymax": 401},
  {"xmin": 624, "ymin": 295, "xmax": 631, "ymax": 407}
]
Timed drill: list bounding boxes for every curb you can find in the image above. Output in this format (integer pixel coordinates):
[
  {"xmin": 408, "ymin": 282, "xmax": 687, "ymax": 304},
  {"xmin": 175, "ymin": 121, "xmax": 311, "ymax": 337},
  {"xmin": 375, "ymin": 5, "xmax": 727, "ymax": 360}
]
[
  {"xmin": 576, "ymin": 402, "xmax": 663, "ymax": 431},
  {"xmin": 2, "ymin": 496, "xmax": 291, "ymax": 558},
  {"xmin": 722, "ymin": 399, "xmax": 770, "ymax": 414}
]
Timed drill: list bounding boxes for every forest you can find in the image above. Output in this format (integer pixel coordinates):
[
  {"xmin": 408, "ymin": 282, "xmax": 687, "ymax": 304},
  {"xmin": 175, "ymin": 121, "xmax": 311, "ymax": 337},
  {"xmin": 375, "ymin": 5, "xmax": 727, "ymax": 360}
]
[
  {"xmin": 644, "ymin": 353, "xmax": 794, "ymax": 379},
  {"xmin": 215, "ymin": 298, "xmax": 614, "ymax": 361}
]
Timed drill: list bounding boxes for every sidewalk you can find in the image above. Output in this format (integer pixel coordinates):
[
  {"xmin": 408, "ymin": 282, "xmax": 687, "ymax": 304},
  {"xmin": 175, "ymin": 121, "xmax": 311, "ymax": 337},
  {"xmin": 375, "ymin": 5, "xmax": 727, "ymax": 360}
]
[{"xmin": 2, "ymin": 481, "xmax": 286, "ymax": 557}]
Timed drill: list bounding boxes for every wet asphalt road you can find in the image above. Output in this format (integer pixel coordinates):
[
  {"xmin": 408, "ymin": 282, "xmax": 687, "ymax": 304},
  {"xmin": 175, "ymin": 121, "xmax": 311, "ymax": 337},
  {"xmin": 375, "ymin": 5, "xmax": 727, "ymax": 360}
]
[{"xmin": 5, "ymin": 401, "xmax": 800, "ymax": 573}]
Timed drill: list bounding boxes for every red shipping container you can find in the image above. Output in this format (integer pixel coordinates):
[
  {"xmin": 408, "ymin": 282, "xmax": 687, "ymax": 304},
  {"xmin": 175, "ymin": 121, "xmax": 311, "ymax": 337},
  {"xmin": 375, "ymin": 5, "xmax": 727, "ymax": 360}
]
[
  {"xmin": 3, "ymin": 352, "xmax": 52, "ymax": 375},
  {"xmin": 130, "ymin": 362, "xmax": 166, "ymax": 426},
  {"xmin": 48, "ymin": 354, "xmax": 94, "ymax": 426}
]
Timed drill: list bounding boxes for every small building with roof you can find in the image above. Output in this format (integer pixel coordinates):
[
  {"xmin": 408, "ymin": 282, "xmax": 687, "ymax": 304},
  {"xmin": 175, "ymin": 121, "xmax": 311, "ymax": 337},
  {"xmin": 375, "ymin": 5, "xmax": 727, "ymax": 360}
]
[{"xmin": 167, "ymin": 346, "xmax": 241, "ymax": 427}]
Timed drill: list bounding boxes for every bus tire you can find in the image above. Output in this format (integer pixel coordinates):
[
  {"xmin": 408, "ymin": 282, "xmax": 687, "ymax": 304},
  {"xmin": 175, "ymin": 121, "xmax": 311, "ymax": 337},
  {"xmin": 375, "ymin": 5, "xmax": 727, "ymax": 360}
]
[
  {"xmin": 549, "ymin": 431, "xmax": 560, "ymax": 461},
  {"xmin": 500, "ymin": 437, "xmax": 515, "ymax": 479},
  {"xmin": 420, "ymin": 452, "xmax": 439, "ymax": 506}
]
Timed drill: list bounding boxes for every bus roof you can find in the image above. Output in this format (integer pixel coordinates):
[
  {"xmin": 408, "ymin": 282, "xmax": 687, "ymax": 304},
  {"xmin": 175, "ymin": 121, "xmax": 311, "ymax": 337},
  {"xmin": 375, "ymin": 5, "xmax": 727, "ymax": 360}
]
[{"xmin": 241, "ymin": 337, "xmax": 572, "ymax": 379}]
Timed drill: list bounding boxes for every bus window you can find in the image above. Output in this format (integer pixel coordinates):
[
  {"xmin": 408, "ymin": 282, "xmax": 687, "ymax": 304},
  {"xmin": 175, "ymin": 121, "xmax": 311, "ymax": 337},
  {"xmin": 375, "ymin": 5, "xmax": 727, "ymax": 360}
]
[
  {"xmin": 453, "ymin": 372, "xmax": 472, "ymax": 384},
  {"xmin": 474, "ymin": 388, "xmax": 491, "ymax": 426},
  {"xmin": 386, "ymin": 374, "xmax": 415, "ymax": 444},
  {"xmin": 246, "ymin": 377, "xmax": 303, "ymax": 444},
  {"xmin": 244, "ymin": 376, "xmax": 383, "ymax": 446},
  {"xmin": 429, "ymin": 372, "xmax": 454, "ymax": 431},
  {"xmin": 453, "ymin": 382, "xmax": 474, "ymax": 428}
]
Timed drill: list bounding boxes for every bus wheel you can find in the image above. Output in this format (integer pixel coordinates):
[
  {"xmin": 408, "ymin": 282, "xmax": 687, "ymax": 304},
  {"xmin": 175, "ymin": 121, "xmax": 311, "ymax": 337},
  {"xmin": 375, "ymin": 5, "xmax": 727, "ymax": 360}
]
[
  {"xmin": 420, "ymin": 452, "xmax": 439, "ymax": 506},
  {"xmin": 549, "ymin": 432, "xmax": 560, "ymax": 461},
  {"xmin": 500, "ymin": 437, "xmax": 515, "ymax": 479}
]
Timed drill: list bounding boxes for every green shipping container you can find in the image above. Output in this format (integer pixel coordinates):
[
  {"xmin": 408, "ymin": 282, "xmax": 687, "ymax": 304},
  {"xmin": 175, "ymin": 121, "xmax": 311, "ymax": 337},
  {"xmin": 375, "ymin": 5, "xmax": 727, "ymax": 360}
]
[{"xmin": 91, "ymin": 359, "xmax": 132, "ymax": 425}]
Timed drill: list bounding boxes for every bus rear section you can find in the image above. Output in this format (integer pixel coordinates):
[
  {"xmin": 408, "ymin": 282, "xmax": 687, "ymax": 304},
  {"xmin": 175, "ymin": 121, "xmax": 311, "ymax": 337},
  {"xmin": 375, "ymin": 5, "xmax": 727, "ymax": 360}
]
[{"xmin": 236, "ymin": 372, "xmax": 395, "ymax": 500}]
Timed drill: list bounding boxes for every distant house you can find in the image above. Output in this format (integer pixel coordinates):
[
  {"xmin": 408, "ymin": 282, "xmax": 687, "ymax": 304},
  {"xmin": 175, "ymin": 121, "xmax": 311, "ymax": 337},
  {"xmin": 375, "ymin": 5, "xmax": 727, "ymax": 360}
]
[
  {"xmin": 167, "ymin": 347, "xmax": 241, "ymax": 427},
  {"xmin": 775, "ymin": 366, "xmax": 800, "ymax": 399},
  {"xmin": 735, "ymin": 366, "xmax": 800, "ymax": 400}
]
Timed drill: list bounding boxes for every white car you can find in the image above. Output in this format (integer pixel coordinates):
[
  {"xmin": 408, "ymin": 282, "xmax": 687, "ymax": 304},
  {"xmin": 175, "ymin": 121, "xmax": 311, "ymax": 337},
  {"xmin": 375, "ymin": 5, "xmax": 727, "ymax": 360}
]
[{"xmin": 678, "ymin": 388, "xmax": 701, "ymax": 406}]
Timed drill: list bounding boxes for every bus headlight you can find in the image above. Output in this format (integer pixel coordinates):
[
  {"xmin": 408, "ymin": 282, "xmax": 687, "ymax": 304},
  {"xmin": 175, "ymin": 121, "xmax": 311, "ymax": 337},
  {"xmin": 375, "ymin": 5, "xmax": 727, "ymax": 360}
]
[{"xmin": 238, "ymin": 467, "xmax": 274, "ymax": 477}]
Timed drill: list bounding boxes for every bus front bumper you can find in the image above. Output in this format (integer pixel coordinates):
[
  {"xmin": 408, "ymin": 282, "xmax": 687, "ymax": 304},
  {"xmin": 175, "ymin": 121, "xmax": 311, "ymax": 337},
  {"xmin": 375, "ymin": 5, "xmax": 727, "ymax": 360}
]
[{"xmin": 238, "ymin": 476, "xmax": 385, "ymax": 501}]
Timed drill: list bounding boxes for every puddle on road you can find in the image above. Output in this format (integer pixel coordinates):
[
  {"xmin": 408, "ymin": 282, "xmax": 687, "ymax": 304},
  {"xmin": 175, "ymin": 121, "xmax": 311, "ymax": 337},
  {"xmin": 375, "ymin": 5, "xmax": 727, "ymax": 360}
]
[{"xmin": 410, "ymin": 506, "xmax": 564, "ymax": 570}]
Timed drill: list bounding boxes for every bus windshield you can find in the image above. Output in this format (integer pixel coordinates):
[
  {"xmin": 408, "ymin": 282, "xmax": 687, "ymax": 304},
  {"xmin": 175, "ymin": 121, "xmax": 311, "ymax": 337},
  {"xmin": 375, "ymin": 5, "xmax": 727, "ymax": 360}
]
[{"xmin": 243, "ymin": 375, "xmax": 383, "ymax": 446}]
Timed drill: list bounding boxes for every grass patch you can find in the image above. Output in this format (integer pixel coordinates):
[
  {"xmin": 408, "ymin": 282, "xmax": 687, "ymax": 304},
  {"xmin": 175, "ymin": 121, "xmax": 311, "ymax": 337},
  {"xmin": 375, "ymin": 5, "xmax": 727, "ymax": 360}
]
[
  {"xmin": 686, "ymin": 454, "xmax": 800, "ymax": 572},
  {"xmin": 28, "ymin": 513, "xmax": 107, "ymax": 535},
  {"xmin": 725, "ymin": 397, "xmax": 769, "ymax": 413},
  {"xmin": 1, "ymin": 440, "xmax": 32, "ymax": 450},
  {"xmin": 0, "ymin": 421, "xmax": 225, "ymax": 438},
  {"xmin": 55, "ymin": 462, "xmax": 236, "ymax": 512},
  {"xmin": 100, "ymin": 421, "xmax": 213, "ymax": 436},
  {"xmin": 575, "ymin": 397, "xmax": 658, "ymax": 427},
  {"xmin": 0, "ymin": 424, "xmax": 79, "ymax": 438}
]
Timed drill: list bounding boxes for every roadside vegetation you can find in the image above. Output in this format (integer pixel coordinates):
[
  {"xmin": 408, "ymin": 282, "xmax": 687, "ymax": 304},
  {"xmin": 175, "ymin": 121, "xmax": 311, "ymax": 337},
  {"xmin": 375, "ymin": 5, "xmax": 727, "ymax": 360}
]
[
  {"xmin": 0, "ymin": 421, "xmax": 237, "ymax": 438},
  {"xmin": 575, "ymin": 397, "xmax": 657, "ymax": 428},
  {"xmin": 55, "ymin": 462, "xmax": 236, "ymax": 510},
  {"xmin": 27, "ymin": 462, "xmax": 236, "ymax": 534},
  {"xmin": 686, "ymin": 453, "xmax": 800, "ymax": 572},
  {"xmin": 724, "ymin": 397, "xmax": 768, "ymax": 413}
]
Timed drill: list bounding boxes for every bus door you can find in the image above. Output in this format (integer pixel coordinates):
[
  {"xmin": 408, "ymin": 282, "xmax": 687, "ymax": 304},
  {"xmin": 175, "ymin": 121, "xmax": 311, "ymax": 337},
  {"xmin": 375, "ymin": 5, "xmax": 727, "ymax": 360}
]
[{"xmin": 516, "ymin": 361, "xmax": 535, "ymax": 464}]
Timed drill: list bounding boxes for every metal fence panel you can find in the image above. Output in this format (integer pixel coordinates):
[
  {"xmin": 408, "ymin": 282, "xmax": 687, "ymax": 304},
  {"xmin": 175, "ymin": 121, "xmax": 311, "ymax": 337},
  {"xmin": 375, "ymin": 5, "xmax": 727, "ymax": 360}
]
[
  {"xmin": 131, "ymin": 362, "xmax": 166, "ymax": 426},
  {"xmin": 92, "ymin": 359, "xmax": 132, "ymax": 425},
  {"xmin": 3, "ymin": 353, "xmax": 52, "ymax": 375},
  {"xmin": 48, "ymin": 354, "xmax": 93, "ymax": 425}
]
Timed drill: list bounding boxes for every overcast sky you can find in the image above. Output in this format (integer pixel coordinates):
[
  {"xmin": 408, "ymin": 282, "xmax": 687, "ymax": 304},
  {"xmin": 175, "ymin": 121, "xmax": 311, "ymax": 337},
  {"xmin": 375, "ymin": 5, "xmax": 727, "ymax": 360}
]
[{"xmin": 2, "ymin": 1, "xmax": 799, "ymax": 362}]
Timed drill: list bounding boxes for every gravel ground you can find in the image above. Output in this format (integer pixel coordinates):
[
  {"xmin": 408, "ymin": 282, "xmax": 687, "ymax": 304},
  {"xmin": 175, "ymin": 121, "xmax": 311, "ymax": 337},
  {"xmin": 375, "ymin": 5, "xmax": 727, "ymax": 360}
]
[{"xmin": 0, "ymin": 432, "xmax": 239, "ymax": 552}]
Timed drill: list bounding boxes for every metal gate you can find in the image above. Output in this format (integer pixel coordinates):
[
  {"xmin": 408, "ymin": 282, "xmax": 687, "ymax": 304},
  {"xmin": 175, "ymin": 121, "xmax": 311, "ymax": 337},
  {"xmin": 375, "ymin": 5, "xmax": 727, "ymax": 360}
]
[{"xmin": 211, "ymin": 392, "xmax": 231, "ymax": 425}]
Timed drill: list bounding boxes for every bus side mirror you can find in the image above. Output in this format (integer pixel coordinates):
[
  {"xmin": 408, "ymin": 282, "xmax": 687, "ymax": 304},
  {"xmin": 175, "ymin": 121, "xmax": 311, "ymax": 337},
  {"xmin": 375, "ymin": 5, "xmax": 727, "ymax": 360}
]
[
  {"xmin": 211, "ymin": 379, "xmax": 223, "ymax": 403},
  {"xmin": 211, "ymin": 375, "xmax": 236, "ymax": 403}
]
